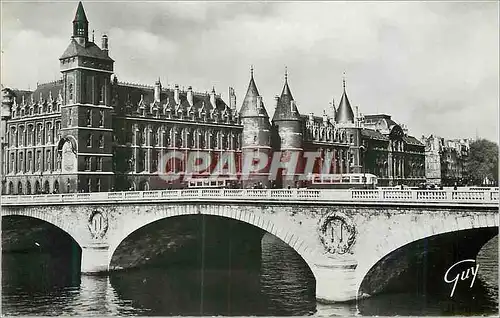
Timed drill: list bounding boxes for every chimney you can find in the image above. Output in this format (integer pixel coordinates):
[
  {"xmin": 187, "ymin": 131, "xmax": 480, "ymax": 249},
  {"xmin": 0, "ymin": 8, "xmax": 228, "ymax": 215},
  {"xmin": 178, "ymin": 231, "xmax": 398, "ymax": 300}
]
[
  {"xmin": 323, "ymin": 110, "xmax": 328, "ymax": 125},
  {"xmin": 308, "ymin": 112, "xmax": 314, "ymax": 123},
  {"xmin": 274, "ymin": 95, "xmax": 279, "ymax": 109},
  {"xmin": 102, "ymin": 34, "xmax": 109, "ymax": 54},
  {"xmin": 187, "ymin": 86, "xmax": 194, "ymax": 106},
  {"xmin": 174, "ymin": 84, "xmax": 180, "ymax": 105},
  {"xmin": 154, "ymin": 78, "xmax": 161, "ymax": 103},
  {"xmin": 210, "ymin": 87, "xmax": 217, "ymax": 109}
]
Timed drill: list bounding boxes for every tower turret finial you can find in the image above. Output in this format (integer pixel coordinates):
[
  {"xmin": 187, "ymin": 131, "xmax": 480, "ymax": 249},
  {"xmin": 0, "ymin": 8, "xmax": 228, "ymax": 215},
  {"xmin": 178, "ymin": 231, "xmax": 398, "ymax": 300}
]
[
  {"xmin": 285, "ymin": 66, "xmax": 288, "ymax": 82},
  {"xmin": 250, "ymin": 65, "xmax": 254, "ymax": 78},
  {"xmin": 92, "ymin": 30, "xmax": 95, "ymax": 42},
  {"xmin": 72, "ymin": 1, "xmax": 89, "ymax": 45},
  {"xmin": 342, "ymin": 71, "xmax": 346, "ymax": 90}
]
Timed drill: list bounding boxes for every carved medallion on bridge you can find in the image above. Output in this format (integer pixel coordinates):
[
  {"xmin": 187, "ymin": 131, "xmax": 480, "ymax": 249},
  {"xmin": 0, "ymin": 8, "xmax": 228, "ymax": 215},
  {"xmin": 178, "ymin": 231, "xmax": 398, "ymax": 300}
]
[
  {"xmin": 318, "ymin": 212, "xmax": 356, "ymax": 255},
  {"xmin": 88, "ymin": 210, "xmax": 109, "ymax": 239}
]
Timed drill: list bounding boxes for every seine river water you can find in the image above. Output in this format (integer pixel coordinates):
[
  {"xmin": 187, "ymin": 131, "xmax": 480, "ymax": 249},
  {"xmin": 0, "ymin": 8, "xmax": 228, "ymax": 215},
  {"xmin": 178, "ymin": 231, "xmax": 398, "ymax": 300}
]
[{"xmin": 2, "ymin": 234, "xmax": 498, "ymax": 316}]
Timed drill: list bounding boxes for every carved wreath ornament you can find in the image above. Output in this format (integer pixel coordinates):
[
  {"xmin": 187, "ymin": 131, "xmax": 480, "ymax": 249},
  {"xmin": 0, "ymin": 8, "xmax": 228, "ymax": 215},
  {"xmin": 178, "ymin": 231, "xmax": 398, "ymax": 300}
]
[
  {"xmin": 88, "ymin": 210, "xmax": 109, "ymax": 239},
  {"xmin": 318, "ymin": 212, "xmax": 356, "ymax": 255}
]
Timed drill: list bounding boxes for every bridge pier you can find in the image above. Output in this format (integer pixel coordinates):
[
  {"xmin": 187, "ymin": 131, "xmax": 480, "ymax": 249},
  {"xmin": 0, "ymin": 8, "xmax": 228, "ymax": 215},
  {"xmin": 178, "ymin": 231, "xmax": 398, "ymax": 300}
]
[
  {"xmin": 81, "ymin": 244, "xmax": 110, "ymax": 274},
  {"xmin": 313, "ymin": 259, "xmax": 358, "ymax": 303}
]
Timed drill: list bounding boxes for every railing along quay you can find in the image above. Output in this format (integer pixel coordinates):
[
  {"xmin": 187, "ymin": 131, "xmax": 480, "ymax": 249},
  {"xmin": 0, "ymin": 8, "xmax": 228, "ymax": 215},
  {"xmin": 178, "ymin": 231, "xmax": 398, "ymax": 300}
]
[{"xmin": 1, "ymin": 188, "xmax": 498, "ymax": 206}]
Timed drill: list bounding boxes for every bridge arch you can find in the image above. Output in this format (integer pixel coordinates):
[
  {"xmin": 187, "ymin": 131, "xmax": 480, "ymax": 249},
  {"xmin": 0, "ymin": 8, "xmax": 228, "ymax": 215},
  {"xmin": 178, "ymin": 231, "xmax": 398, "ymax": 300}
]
[
  {"xmin": 108, "ymin": 205, "xmax": 317, "ymax": 273},
  {"xmin": 1, "ymin": 210, "xmax": 86, "ymax": 249},
  {"xmin": 355, "ymin": 214, "xmax": 499, "ymax": 297}
]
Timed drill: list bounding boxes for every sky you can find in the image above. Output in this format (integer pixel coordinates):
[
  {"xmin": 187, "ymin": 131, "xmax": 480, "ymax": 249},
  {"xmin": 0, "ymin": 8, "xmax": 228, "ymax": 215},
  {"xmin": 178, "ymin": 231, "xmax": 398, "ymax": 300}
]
[{"xmin": 1, "ymin": 1, "xmax": 499, "ymax": 141}]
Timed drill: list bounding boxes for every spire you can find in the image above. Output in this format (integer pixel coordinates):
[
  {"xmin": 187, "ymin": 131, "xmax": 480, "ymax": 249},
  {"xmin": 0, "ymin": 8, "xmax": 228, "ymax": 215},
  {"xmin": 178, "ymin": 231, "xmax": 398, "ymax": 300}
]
[
  {"xmin": 239, "ymin": 67, "xmax": 268, "ymax": 118},
  {"xmin": 335, "ymin": 74, "xmax": 355, "ymax": 124},
  {"xmin": 73, "ymin": 1, "xmax": 88, "ymax": 23},
  {"xmin": 72, "ymin": 1, "xmax": 89, "ymax": 44},
  {"xmin": 273, "ymin": 68, "xmax": 300, "ymax": 121},
  {"xmin": 281, "ymin": 66, "xmax": 293, "ymax": 100}
]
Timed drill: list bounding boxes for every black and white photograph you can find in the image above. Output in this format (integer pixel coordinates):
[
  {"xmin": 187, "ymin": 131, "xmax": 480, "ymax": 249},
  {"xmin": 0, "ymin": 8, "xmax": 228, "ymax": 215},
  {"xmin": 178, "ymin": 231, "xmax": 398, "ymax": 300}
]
[{"xmin": 1, "ymin": 0, "xmax": 498, "ymax": 316}]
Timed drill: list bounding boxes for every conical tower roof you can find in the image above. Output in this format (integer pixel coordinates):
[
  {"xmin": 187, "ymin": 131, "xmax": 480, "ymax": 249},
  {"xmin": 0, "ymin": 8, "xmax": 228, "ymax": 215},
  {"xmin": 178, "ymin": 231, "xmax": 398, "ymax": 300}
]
[
  {"xmin": 272, "ymin": 69, "xmax": 300, "ymax": 122},
  {"xmin": 239, "ymin": 67, "xmax": 269, "ymax": 118},
  {"xmin": 73, "ymin": 1, "xmax": 88, "ymax": 23},
  {"xmin": 335, "ymin": 77, "xmax": 354, "ymax": 124}
]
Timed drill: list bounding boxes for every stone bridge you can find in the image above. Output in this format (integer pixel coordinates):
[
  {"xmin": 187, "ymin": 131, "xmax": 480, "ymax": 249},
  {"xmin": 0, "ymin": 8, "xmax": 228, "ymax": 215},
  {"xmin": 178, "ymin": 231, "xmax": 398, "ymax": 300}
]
[{"xmin": 1, "ymin": 188, "xmax": 498, "ymax": 302}]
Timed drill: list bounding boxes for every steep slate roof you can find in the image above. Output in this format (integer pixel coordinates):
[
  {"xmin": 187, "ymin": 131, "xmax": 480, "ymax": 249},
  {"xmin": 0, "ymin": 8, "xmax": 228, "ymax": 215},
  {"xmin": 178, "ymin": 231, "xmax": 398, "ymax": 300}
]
[
  {"xmin": 403, "ymin": 135, "xmax": 424, "ymax": 146},
  {"xmin": 335, "ymin": 81, "xmax": 354, "ymax": 123},
  {"xmin": 364, "ymin": 114, "xmax": 399, "ymax": 131},
  {"xmin": 113, "ymin": 82, "xmax": 229, "ymax": 114},
  {"xmin": 361, "ymin": 128, "xmax": 389, "ymax": 141},
  {"xmin": 73, "ymin": 1, "xmax": 88, "ymax": 23},
  {"xmin": 272, "ymin": 75, "xmax": 301, "ymax": 122},
  {"xmin": 11, "ymin": 81, "xmax": 63, "ymax": 105},
  {"xmin": 60, "ymin": 39, "xmax": 114, "ymax": 61},
  {"xmin": 239, "ymin": 71, "xmax": 269, "ymax": 118}
]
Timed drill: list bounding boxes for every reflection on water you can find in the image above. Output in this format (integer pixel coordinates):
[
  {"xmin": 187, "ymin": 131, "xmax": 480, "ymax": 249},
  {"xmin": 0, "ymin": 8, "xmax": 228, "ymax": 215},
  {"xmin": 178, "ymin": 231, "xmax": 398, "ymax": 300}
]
[{"xmin": 2, "ymin": 234, "xmax": 498, "ymax": 316}]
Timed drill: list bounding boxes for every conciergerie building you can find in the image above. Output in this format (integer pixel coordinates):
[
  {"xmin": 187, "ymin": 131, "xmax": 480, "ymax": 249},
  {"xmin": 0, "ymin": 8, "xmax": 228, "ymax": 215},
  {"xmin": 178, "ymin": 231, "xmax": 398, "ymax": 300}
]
[{"xmin": 1, "ymin": 2, "xmax": 425, "ymax": 194}]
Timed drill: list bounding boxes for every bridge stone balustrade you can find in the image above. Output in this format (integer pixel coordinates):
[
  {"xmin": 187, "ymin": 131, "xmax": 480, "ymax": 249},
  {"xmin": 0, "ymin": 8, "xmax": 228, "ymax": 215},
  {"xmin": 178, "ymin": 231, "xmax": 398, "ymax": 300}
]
[
  {"xmin": 2, "ymin": 189, "xmax": 498, "ymax": 206},
  {"xmin": 1, "ymin": 188, "xmax": 498, "ymax": 303}
]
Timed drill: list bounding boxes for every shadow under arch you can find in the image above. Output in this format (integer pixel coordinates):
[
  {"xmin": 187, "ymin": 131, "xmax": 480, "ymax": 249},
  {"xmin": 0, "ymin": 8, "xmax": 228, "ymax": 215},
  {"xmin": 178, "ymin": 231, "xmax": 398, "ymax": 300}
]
[
  {"xmin": 108, "ymin": 214, "xmax": 317, "ymax": 316},
  {"xmin": 108, "ymin": 209, "xmax": 317, "ymax": 275},
  {"xmin": 109, "ymin": 214, "xmax": 315, "ymax": 275},
  {"xmin": 1, "ymin": 215, "xmax": 83, "ymax": 291},
  {"xmin": 357, "ymin": 227, "xmax": 498, "ymax": 300}
]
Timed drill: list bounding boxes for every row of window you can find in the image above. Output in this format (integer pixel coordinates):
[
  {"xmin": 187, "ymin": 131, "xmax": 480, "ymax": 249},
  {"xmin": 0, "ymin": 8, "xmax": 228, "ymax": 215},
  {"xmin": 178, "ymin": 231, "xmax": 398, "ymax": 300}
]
[
  {"xmin": 304, "ymin": 126, "xmax": 349, "ymax": 143},
  {"xmin": 87, "ymin": 134, "xmax": 105, "ymax": 148},
  {"xmin": 4, "ymin": 177, "xmax": 105, "ymax": 195},
  {"xmin": 6, "ymin": 180, "xmax": 60, "ymax": 195},
  {"xmin": 67, "ymin": 80, "xmax": 106, "ymax": 104},
  {"xmin": 128, "ymin": 104, "xmax": 238, "ymax": 124},
  {"xmin": 7, "ymin": 122, "xmax": 61, "ymax": 147},
  {"xmin": 116, "ymin": 125, "xmax": 242, "ymax": 150},
  {"xmin": 84, "ymin": 157, "xmax": 104, "ymax": 171},
  {"xmin": 6, "ymin": 150, "xmax": 61, "ymax": 174},
  {"xmin": 67, "ymin": 109, "xmax": 105, "ymax": 127},
  {"xmin": 11, "ymin": 102, "xmax": 61, "ymax": 119}
]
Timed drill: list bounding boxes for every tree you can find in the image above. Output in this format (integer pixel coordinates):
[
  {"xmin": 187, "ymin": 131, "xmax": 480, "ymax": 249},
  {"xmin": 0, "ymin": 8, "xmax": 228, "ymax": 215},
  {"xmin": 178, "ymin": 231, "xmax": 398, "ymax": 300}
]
[{"xmin": 464, "ymin": 139, "xmax": 499, "ymax": 186}]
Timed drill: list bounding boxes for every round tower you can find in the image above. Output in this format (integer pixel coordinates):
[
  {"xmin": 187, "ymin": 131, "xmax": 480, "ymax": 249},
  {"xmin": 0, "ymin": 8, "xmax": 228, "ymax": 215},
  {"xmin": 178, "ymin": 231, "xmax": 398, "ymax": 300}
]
[
  {"xmin": 335, "ymin": 75, "xmax": 362, "ymax": 174},
  {"xmin": 271, "ymin": 68, "xmax": 303, "ymax": 188},
  {"xmin": 239, "ymin": 67, "xmax": 272, "ymax": 188}
]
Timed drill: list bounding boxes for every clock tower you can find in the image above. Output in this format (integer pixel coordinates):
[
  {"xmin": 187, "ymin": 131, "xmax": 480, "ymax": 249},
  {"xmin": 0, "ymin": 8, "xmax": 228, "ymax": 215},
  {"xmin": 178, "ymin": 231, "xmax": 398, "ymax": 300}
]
[{"xmin": 58, "ymin": 1, "xmax": 114, "ymax": 192}]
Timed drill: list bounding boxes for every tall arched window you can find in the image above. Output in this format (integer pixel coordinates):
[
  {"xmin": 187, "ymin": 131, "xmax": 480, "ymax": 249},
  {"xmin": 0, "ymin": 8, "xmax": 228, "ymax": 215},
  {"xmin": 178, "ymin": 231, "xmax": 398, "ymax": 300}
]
[
  {"xmin": 19, "ymin": 153, "xmax": 24, "ymax": 173},
  {"xmin": 99, "ymin": 83, "xmax": 105, "ymax": 103},
  {"xmin": 69, "ymin": 83, "xmax": 74, "ymax": 100},
  {"xmin": 87, "ymin": 110, "xmax": 92, "ymax": 126},
  {"xmin": 36, "ymin": 123, "xmax": 43, "ymax": 144},
  {"xmin": 143, "ymin": 127, "xmax": 148, "ymax": 145},
  {"xmin": 99, "ymin": 110, "xmax": 104, "ymax": 126}
]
